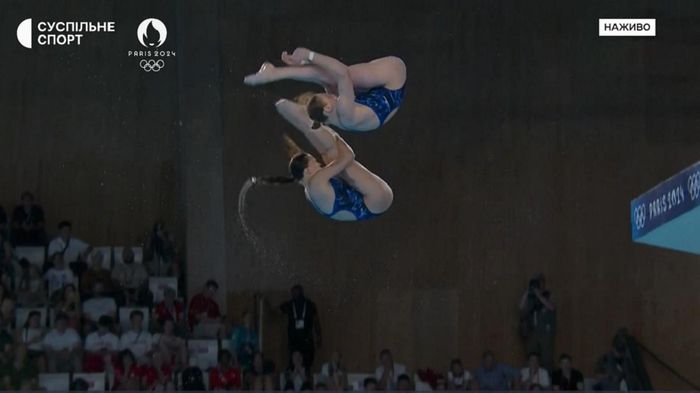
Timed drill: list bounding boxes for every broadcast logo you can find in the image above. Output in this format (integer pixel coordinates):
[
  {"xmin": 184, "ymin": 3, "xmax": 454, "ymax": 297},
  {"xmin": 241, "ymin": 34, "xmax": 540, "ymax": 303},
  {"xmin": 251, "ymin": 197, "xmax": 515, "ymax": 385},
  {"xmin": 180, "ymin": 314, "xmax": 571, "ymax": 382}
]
[
  {"xmin": 128, "ymin": 18, "xmax": 175, "ymax": 73},
  {"xmin": 137, "ymin": 18, "xmax": 167, "ymax": 48},
  {"xmin": 16, "ymin": 18, "xmax": 32, "ymax": 49},
  {"xmin": 633, "ymin": 204, "xmax": 646, "ymax": 231}
]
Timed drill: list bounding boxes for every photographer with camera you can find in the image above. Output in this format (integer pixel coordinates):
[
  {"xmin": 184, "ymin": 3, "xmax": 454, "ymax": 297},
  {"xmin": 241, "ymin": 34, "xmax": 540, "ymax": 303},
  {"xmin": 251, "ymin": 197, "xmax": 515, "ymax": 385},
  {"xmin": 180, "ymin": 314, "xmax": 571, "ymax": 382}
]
[{"xmin": 519, "ymin": 273, "xmax": 556, "ymax": 370}]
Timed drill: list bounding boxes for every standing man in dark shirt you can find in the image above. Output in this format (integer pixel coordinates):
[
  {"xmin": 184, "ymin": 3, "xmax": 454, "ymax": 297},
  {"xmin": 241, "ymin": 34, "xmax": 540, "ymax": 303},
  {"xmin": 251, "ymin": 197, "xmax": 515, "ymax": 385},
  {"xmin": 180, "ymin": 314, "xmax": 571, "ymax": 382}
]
[
  {"xmin": 551, "ymin": 354, "xmax": 583, "ymax": 390},
  {"xmin": 519, "ymin": 273, "xmax": 556, "ymax": 370},
  {"xmin": 279, "ymin": 284, "xmax": 321, "ymax": 369},
  {"xmin": 11, "ymin": 192, "xmax": 47, "ymax": 246}
]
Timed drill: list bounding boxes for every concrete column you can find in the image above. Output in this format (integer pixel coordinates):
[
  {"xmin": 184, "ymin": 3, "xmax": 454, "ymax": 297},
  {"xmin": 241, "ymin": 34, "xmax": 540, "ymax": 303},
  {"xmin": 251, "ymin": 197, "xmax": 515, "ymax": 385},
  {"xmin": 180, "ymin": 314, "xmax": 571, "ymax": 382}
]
[{"xmin": 175, "ymin": 0, "xmax": 227, "ymax": 305}]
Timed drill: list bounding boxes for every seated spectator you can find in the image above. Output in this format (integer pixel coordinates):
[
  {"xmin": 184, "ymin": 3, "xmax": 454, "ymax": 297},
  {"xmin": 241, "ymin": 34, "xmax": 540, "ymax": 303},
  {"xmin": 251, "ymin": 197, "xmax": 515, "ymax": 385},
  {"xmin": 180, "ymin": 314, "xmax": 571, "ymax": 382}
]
[
  {"xmin": 181, "ymin": 358, "xmax": 207, "ymax": 391},
  {"xmin": 16, "ymin": 263, "xmax": 46, "ymax": 306},
  {"xmin": 447, "ymin": 358, "xmax": 472, "ymax": 390},
  {"xmin": 521, "ymin": 352, "xmax": 551, "ymax": 390},
  {"xmin": 2, "ymin": 344, "xmax": 39, "ymax": 390},
  {"xmin": 230, "ymin": 310, "xmax": 259, "ymax": 371},
  {"xmin": 44, "ymin": 253, "xmax": 76, "ymax": 299},
  {"xmin": 53, "ymin": 284, "xmax": 81, "ymax": 330},
  {"xmin": 320, "ymin": 350, "xmax": 347, "ymax": 390},
  {"xmin": 153, "ymin": 287, "xmax": 185, "ymax": 331},
  {"xmin": 473, "ymin": 351, "xmax": 518, "ymax": 391},
  {"xmin": 82, "ymin": 282, "xmax": 117, "ymax": 328},
  {"xmin": 594, "ymin": 331, "xmax": 642, "ymax": 391},
  {"xmin": 246, "ymin": 351, "xmax": 276, "ymax": 390},
  {"xmin": 11, "ymin": 192, "xmax": 47, "ymax": 246},
  {"xmin": 153, "ymin": 319, "xmax": 187, "ymax": 369},
  {"xmin": 14, "ymin": 310, "xmax": 46, "ymax": 372},
  {"xmin": 119, "ymin": 309, "xmax": 153, "ymax": 364},
  {"xmin": 81, "ymin": 250, "xmax": 116, "ymax": 299},
  {"xmin": 43, "ymin": 312, "xmax": 82, "ymax": 372},
  {"xmin": 110, "ymin": 349, "xmax": 142, "ymax": 390},
  {"xmin": 285, "ymin": 349, "xmax": 309, "ymax": 391},
  {"xmin": 141, "ymin": 349, "xmax": 175, "ymax": 390},
  {"xmin": 144, "ymin": 221, "xmax": 176, "ymax": 276},
  {"xmin": 0, "ymin": 298, "xmax": 16, "ymax": 330},
  {"xmin": 84, "ymin": 316, "xmax": 119, "ymax": 372},
  {"xmin": 397, "ymin": 374, "xmax": 414, "ymax": 391},
  {"xmin": 209, "ymin": 349, "xmax": 242, "ymax": 390},
  {"xmin": 363, "ymin": 377, "xmax": 378, "ymax": 391},
  {"xmin": 375, "ymin": 349, "xmax": 407, "ymax": 390},
  {"xmin": 111, "ymin": 247, "xmax": 150, "ymax": 306},
  {"xmin": 188, "ymin": 279, "xmax": 222, "ymax": 337},
  {"xmin": 71, "ymin": 378, "xmax": 90, "ymax": 391},
  {"xmin": 47, "ymin": 221, "xmax": 92, "ymax": 265},
  {"xmin": 552, "ymin": 353, "xmax": 584, "ymax": 391}
]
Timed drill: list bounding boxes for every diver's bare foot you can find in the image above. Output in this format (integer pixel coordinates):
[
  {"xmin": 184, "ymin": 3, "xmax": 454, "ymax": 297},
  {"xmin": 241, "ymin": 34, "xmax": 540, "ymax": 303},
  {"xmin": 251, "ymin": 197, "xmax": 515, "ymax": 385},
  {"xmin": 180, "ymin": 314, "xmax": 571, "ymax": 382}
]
[{"xmin": 243, "ymin": 62, "xmax": 275, "ymax": 85}]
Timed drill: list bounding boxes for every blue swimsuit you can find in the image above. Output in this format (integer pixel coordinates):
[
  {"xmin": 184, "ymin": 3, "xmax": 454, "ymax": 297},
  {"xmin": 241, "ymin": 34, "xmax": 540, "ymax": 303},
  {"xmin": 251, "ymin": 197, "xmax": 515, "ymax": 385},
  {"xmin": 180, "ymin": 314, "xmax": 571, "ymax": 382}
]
[
  {"xmin": 354, "ymin": 85, "xmax": 405, "ymax": 126},
  {"xmin": 308, "ymin": 177, "xmax": 379, "ymax": 221}
]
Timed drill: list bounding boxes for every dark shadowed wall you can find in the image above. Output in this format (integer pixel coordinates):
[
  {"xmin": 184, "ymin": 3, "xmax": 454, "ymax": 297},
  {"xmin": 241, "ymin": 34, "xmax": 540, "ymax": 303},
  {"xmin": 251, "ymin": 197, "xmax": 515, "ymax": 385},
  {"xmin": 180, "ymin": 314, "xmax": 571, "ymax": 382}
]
[{"xmin": 220, "ymin": 0, "xmax": 700, "ymax": 388}]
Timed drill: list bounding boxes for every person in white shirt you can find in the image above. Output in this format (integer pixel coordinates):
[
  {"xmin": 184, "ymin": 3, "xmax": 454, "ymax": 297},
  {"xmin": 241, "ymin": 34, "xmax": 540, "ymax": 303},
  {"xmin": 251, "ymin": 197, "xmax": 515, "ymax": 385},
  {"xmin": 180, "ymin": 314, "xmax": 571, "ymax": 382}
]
[
  {"xmin": 82, "ymin": 283, "xmax": 117, "ymax": 324},
  {"xmin": 85, "ymin": 316, "xmax": 119, "ymax": 371},
  {"xmin": 15, "ymin": 310, "xmax": 45, "ymax": 356},
  {"xmin": 47, "ymin": 221, "xmax": 91, "ymax": 264},
  {"xmin": 44, "ymin": 253, "xmax": 76, "ymax": 298},
  {"xmin": 521, "ymin": 352, "xmax": 551, "ymax": 390},
  {"xmin": 447, "ymin": 358, "xmax": 472, "ymax": 390},
  {"xmin": 43, "ymin": 313, "xmax": 82, "ymax": 372},
  {"xmin": 119, "ymin": 309, "xmax": 153, "ymax": 364},
  {"xmin": 375, "ymin": 349, "xmax": 407, "ymax": 391},
  {"xmin": 320, "ymin": 350, "xmax": 347, "ymax": 390}
]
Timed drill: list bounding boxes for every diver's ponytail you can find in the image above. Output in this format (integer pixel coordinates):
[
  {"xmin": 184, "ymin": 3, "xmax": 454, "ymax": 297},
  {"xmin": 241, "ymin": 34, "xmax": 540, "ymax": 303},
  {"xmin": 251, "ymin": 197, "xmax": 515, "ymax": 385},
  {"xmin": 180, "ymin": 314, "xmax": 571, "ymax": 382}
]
[{"xmin": 252, "ymin": 176, "xmax": 296, "ymax": 186}]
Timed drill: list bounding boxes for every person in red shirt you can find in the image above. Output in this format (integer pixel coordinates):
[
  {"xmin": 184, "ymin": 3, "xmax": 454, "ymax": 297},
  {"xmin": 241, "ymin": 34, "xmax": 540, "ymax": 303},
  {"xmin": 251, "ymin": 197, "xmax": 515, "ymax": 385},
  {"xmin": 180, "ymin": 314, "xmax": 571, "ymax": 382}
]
[
  {"xmin": 188, "ymin": 280, "xmax": 221, "ymax": 330},
  {"xmin": 110, "ymin": 350, "xmax": 142, "ymax": 391},
  {"xmin": 154, "ymin": 287, "xmax": 185, "ymax": 329},
  {"xmin": 209, "ymin": 349, "xmax": 242, "ymax": 390},
  {"xmin": 141, "ymin": 350, "xmax": 175, "ymax": 390}
]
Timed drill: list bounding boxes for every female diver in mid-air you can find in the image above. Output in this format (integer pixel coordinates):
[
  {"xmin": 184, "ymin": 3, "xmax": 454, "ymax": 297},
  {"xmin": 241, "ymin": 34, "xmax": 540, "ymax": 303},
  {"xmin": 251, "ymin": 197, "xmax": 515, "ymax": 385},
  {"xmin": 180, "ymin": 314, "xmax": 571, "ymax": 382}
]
[
  {"xmin": 244, "ymin": 47, "xmax": 406, "ymax": 132},
  {"xmin": 253, "ymin": 98, "xmax": 393, "ymax": 221}
]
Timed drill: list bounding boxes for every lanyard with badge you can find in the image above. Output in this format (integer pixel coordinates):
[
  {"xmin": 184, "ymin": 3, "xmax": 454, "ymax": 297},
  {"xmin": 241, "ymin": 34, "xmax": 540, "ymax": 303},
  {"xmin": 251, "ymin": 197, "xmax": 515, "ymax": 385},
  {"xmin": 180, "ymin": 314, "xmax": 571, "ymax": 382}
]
[{"xmin": 292, "ymin": 301, "xmax": 306, "ymax": 330}]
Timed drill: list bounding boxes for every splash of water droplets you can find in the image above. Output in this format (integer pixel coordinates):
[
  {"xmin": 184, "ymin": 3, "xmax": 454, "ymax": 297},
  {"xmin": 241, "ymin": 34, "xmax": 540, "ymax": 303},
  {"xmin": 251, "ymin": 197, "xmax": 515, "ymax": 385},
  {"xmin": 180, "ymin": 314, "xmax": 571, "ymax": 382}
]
[{"xmin": 238, "ymin": 177, "xmax": 283, "ymax": 267}]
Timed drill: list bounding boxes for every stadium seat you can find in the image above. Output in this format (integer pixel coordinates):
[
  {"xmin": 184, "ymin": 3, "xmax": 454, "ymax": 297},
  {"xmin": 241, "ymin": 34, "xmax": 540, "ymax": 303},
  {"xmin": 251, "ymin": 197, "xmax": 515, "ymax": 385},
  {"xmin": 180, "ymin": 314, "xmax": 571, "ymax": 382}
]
[
  {"xmin": 149, "ymin": 276, "xmax": 178, "ymax": 303},
  {"xmin": 72, "ymin": 373, "xmax": 106, "ymax": 391},
  {"xmin": 13, "ymin": 246, "xmax": 45, "ymax": 268},
  {"xmin": 15, "ymin": 306, "xmax": 48, "ymax": 329},
  {"xmin": 39, "ymin": 373, "xmax": 70, "ymax": 391},
  {"xmin": 177, "ymin": 369, "xmax": 210, "ymax": 390},
  {"xmin": 118, "ymin": 306, "xmax": 150, "ymax": 332},
  {"xmin": 113, "ymin": 246, "xmax": 143, "ymax": 264},
  {"xmin": 187, "ymin": 339, "xmax": 219, "ymax": 370},
  {"xmin": 88, "ymin": 247, "xmax": 112, "ymax": 269}
]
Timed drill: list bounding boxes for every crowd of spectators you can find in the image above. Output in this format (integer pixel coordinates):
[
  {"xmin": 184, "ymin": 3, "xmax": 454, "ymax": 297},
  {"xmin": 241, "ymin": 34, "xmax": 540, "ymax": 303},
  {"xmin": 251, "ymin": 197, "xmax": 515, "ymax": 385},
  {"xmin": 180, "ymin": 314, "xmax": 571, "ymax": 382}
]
[{"xmin": 0, "ymin": 192, "xmax": 645, "ymax": 391}]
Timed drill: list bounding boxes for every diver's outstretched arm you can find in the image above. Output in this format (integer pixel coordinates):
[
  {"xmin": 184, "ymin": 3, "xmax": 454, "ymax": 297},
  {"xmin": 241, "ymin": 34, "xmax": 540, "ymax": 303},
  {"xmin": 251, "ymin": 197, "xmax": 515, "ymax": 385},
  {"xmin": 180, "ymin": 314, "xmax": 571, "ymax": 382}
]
[{"xmin": 275, "ymin": 99, "xmax": 338, "ymax": 160}]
